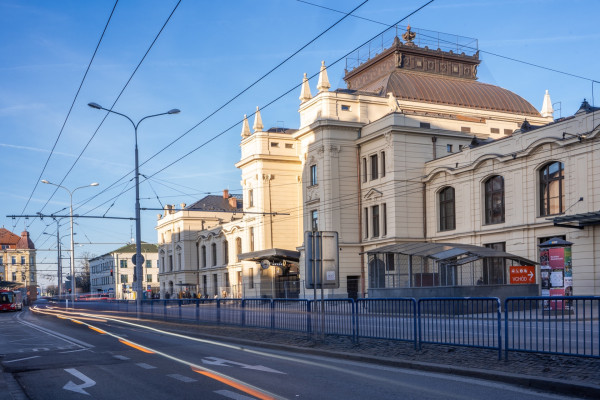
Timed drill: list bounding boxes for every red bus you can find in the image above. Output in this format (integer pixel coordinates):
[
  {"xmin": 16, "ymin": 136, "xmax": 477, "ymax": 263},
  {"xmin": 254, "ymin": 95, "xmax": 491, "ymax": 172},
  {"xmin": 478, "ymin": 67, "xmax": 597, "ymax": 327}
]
[{"xmin": 0, "ymin": 290, "xmax": 23, "ymax": 311}]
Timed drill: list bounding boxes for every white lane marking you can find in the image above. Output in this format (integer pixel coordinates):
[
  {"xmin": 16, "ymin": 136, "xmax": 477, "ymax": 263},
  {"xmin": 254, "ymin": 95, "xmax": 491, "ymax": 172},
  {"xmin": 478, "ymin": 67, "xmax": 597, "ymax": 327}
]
[
  {"xmin": 4, "ymin": 356, "xmax": 40, "ymax": 363},
  {"xmin": 214, "ymin": 389, "xmax": 257, "ymax": 400},
  {"xmin": 136, "ymin": 363, "xmax": 156, "ymax": 369},
  {"xmin": 202, "ymin": 357, "xmax": 285, "ymax": 374},
  {"xmin": 63, "ymin": 368, "xmax": 96, "ymax": 396},
  {"xmin": 167, "ymin": 374, "xmax": 197, "ymax": 383},
  {"xmin": 60, "ymin": 348, "xmax": 90, "ymax": 354},
  {"xmin": 113, "ymin": 355, "xmax": 130, "ymax": 360},
  {"xmin": 16, "ymin": 313, "xmax": 93, "ymax": 349}
]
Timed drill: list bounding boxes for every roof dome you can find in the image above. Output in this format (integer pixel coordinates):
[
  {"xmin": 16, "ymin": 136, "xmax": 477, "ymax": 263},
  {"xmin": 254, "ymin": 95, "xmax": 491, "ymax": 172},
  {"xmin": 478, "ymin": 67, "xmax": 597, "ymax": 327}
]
[
  {"xmin": 16, "ymin": 230, "xmax": 35, "ymax": 250},
  {"xmin": 366, "ymin": 70, "xmax": 541, "ymax": 117}
]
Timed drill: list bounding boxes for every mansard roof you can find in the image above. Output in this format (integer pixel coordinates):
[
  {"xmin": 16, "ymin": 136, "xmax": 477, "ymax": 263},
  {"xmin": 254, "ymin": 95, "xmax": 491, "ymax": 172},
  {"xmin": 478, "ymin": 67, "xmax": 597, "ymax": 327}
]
[
  {"xmin": 185, "ymin": 194, "xmax": 243, "ymax": 212},
  {"xmin": 16, "ymin": 231, "xmax": 35, "ymax": 250}
]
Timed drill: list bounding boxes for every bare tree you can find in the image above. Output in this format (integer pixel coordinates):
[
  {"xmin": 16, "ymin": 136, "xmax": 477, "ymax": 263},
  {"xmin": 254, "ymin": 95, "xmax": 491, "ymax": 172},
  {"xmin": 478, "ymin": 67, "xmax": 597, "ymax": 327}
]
[{"xmin": 77, "ymin": 251, "xmax": 94, "ymax": 294}]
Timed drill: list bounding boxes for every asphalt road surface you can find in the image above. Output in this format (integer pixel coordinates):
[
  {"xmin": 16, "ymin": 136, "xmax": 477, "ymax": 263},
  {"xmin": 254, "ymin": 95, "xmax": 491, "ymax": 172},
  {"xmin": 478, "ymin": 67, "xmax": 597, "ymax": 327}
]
[{"xmin": 0, "ymin": 305, "xmax": 589, "ymax": 400}]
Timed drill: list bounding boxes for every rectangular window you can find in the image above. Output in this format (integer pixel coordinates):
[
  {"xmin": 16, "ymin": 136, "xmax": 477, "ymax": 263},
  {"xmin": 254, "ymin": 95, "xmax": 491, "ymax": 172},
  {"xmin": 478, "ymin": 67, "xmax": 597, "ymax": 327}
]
[
  {"xmin": 120, "ymin": 260, "xmax": 127, "ymax": 268},
  {"xmin": 203, "ymin": 275, "xmax": 207, "ymax": 295},
  {"xmin": 362, "ymin": 158, "xmax": 367, "ymax": 182},
  {"xmin": 0, "ymin": 256, "xmax": 3, "ymax": 265},
  {"xmin": 213, "ymin": 274, "xmax": 218, "ymax": 296},
  {"xmin": 250, "ymin": 227, "xmax": 255, "ymax": 252},
  {"xmin": 169, "ymin": 255, "xmax": 173, "ymax": 271},
  {"xmin": 310, "ymin": 164, "xmax": 317, "ymax": 186},
  {"xmin": 490, "ymin": 128, "xmax": 500, "ymax": 134},
  {"xmin": 270, "ymin": 142, "xmax": 279, "ymax": 147},
  {"xmin": 483, "ymin": 242, "xmax": 506, "ymax": 285},
  {"xmin": 370, "ymin": 154, "xmax": 378, "ymax": 180},
  {"xmin": 311, "ymin": 210, "xmax": 318, "ymax": 231},
  {"xmin": 341, "ymin": 105, "xmax": 350, "ymax": 111},
  {"xmin": 383, "ymin": 203, "xmax": 387, "ymax": 236},
  {"xmin": 381, "ymin": 152, "xmax": 386, "ymax": 177},
  {"xmin": 146, "ymin": 260, "xmax": 152, "ymax": 268},
  {"xmin": 201, "ymin": 246, "xmax": 206, "ymax": 268},
  {"xmin": 461, "ymin": 126, "xmax": 471, "ymax": 133},
  {"xmin": 12, "ymin": 272, "xmax": 17, "ymax": 281},
  {"xmin": 121, "ymin": 274, "xmax": 128, "ymax": 283},
  {"xmin": 504, "ymin": 129, "xmax": 513, "ymax": 136},
  {"xmin": 21, "ymin": 256, "xmax": 25, "ymax": 265},
  {"xmin": 211, "ymin": 243, "xmax": 217, "ymax": 266},
  {"xmin": 224, "ymin": 241, "xmax": 229, "ymax": 264},
  {"xmin": 146, "ymin": 274, "xmax": 152, "ymax": 283},
  {"xmin": 372, "ymin": 205, "xmax": 380, "ymax": 237},
  {"xmin": 249, "ymin": 268, "xmax": 254, "ymax": 289},
  {"xmin": 12, "ymin": 256, "xmax": 16, "ymax": 265},
  {"xmin": 249, "ymin": 189, "xmax": 254, "ymax": 207},
  {"xmin": 364, "ymin": 207, "xmax": 369, "ymax": 238},
  {"xmin": 447, "ymin": 144, "xmax": 453, "ymax": 153},
  {"xmin": 420, "ymin": 122, "xmax": 431, "ymax": 129},
  {"xmin": 225, "ymin": 272, "xmax": 230, "ymax": 289},
  {"xmin": 285, "ymin": 143, "xmax": 293, "ymax": 149}
]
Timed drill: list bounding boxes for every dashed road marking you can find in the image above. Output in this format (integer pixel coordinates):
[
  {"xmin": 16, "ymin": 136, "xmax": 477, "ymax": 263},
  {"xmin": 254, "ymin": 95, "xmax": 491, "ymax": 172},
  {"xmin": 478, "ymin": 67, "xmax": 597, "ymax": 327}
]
[
  {"xmin": 4, "ymin": 356, "xmax": 40, "ymax": 363},
  {"xmin": 136, "ymin": 363, "xmax": 156, "ymax": 369},
  {"xmin": 113, "ymin": 355, "xmax": 130, "ymax": 360},
  {"xmin": 167, "ymin": 373, "xmax": 197, "ymax": 383}
]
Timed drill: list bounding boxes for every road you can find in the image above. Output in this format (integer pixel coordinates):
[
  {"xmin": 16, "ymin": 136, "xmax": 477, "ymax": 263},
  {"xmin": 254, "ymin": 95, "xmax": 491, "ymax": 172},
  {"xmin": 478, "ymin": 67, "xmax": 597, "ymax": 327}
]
[{"xmin": 0, "ymin": 305, "xmax": 588, "ymax": 400}]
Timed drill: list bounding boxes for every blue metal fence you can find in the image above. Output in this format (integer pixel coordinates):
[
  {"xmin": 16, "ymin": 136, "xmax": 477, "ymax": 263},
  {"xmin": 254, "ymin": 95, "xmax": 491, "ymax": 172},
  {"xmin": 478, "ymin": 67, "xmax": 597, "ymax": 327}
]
[
  {"xmin": 418, "ymin": 297, "xmax": 502, "ymax": 359},
  {"xmin": 505, "ymin": 296, "xmax": 600, "ymax": 359},
  {"xmin": 65, "ymin": 296, "xmax": 600, "ymax": 360}
]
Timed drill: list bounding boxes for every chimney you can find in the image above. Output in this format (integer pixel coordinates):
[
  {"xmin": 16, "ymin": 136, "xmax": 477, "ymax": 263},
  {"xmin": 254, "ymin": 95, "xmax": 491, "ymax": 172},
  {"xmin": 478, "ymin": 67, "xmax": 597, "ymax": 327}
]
[
  {"xmin": 223, "ymin": 189, "xmax": 229, "ymax": 199},
  {"xmin": 229, "ymin": 197, "xmax": 237, "ymax": 208}
]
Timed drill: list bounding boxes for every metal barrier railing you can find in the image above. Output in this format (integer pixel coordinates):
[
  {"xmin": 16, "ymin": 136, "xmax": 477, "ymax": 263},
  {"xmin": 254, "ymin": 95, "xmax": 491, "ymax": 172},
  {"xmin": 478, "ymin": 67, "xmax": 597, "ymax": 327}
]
[
  {"xmin": 505, "ymin": 296, "xmax": 600, "ymax": 359},
  {"xmin": 53, "ymin": 296, "xmax": 600, "ymax": 360},
  {"xmin": 418, "ymin": 297, "xmax": 502, "ymax": 359},
  {"xmin": 356, "ymin": 298, "xmax": 417, "ymax": 347}
]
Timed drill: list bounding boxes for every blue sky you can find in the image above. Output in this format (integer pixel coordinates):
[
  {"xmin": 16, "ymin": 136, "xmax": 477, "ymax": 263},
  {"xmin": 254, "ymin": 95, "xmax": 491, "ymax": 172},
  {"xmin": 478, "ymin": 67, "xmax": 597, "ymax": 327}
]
[{"xmin": 1, "ymin": 0, "xmax": 598, "ymax": 287}]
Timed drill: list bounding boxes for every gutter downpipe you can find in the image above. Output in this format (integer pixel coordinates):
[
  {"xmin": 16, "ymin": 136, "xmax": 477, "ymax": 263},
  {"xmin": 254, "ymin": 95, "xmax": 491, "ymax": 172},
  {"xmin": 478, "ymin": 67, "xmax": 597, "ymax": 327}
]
[{"xmin": 357, "ymin": 128, "xmax": 365, "ymax": 298}]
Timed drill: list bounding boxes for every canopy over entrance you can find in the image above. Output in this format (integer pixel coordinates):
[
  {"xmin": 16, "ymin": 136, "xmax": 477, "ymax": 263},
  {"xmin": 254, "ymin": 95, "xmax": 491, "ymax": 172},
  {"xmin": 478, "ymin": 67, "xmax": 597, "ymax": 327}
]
[{"xmin": 365, "ymin": 242, "xmax": 537, "ymax": 293}]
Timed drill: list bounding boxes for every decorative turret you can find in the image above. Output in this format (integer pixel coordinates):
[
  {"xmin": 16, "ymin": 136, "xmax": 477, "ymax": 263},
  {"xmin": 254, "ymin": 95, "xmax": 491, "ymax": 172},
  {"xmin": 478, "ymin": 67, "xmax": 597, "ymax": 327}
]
[
  {"xmin": 299, "ymin": 73, "xmax": 312, "ymax": 102},
  {"xmin": 241, "ymin": 114, "xmax": 251, "ymax": 139},
  {"xmin": 252, "ymin": 106, "xmax": 263, "ymax": 132},
  {"xmin": 540, "ymin": 90, "xmax": 554, "ymax": 118},
  {"xmin": 316, "ymin": 61, "xmax": 330, "ymax": 92}
]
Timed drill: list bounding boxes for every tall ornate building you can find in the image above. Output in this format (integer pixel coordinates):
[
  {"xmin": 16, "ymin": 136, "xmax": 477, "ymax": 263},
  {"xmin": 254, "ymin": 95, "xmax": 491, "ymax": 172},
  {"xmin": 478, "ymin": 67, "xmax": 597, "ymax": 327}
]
[
  {"xmin": 158, "ymin": 26, "xmax": 599, "ymax": 298},
  {"xmin": 0, "ymin": 228, "xmax": 37, "ymax": 301}
]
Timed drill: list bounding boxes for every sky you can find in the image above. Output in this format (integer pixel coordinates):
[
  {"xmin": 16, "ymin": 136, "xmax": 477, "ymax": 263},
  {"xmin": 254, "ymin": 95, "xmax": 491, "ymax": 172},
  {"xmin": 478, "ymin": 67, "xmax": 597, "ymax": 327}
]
[{"xmin": 1, "ymin": 0, "xmax": 598, "ymax": 288}]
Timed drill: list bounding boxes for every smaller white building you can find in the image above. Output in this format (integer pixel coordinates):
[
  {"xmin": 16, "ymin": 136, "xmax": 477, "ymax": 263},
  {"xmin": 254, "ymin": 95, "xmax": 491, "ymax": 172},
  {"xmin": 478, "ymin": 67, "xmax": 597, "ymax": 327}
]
[{"xmin": 90, "ymin": 243, "xmax": 159, "ymax": 299}]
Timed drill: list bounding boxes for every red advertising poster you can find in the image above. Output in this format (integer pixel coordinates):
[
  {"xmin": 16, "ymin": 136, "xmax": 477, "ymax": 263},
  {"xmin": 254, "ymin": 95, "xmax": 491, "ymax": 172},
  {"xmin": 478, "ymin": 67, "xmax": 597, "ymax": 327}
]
[
  {"xmin": 549, "ymin": 248, "xmax": 565, "ymax": 269},
  {"xmin": 549, "ymin": 288, "xmax": 565, "ymax": 310}
]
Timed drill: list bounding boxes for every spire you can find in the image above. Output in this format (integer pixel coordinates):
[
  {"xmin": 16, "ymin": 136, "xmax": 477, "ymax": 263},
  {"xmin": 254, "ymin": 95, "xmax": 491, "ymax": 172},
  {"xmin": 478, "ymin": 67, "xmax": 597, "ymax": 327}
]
[
  {"xmin": 317, "ymin": 60, "xmax": 330, "ymax": 92},
  {"xmin": 241, "ymin": 114, "xmax": 251, "ymax": 139},
  {"xmin": 299, "ymin": 73, "xmax": 312, "ymax": 102},
  {"xmin": 252, "ymin": 106, "xmax": 263, "ymax": 132},
  {"xmin": 540, "ymin": 90, "xmax": 554, "ymax": 118}
]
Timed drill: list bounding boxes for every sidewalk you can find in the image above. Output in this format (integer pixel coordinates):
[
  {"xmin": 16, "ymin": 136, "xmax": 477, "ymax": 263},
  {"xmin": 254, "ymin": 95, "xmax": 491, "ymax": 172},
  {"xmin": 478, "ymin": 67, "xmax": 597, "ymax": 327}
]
[{"xmin": 154, "ymin": 320, "xmax": 600, "ymax": 399}]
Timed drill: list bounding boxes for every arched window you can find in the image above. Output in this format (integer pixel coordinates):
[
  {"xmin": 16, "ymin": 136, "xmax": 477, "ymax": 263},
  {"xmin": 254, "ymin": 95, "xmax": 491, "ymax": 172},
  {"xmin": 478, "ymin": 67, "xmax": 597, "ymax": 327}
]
[
  {"xmin": 484, "ymin": 175, "xmax": 505, "ymax": 224},
  {"xmin": 439, "ymin": 187, "xmax": 455, "ymax": 231},
  {"xmin": 540, "ymin": 162, "xmax": 564, "ymax": 216}
]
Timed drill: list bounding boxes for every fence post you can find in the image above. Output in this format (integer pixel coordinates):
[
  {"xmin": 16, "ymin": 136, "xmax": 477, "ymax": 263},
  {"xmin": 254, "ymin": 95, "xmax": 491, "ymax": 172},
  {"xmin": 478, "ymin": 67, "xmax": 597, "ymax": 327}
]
[
  {"xmin": 307, "ymin": 300, "xmax": 312, "ymax": 338},
  {"xmin": 352, "ymin": 299, "xmax": 357, "ymax": 344},
  {"xmin": 178, "ymin": 299, "xmax": 182, "ymax": 319},
  {"xmin": 417, "ymin": 299, "xmax": 422, "ymax": 350},
  {"xmin": 241, "ymin": 299, "xmax": 246, "ymax": 327},
  {"xmin": 412, "ymin": 298, "xmax": 418, "ymax": 350},
  {"xmin": 504, "ymin": 298, "xmax": 510, "ymax": 360},
  {"xmin": 496, "ymin": 298, "xmax": 502, "ymax": 360},
  {"xmin": 270, "ymin": 299, "xmax": 275, "ymax": 331},
  {"xmin": 163, "ymin": 300, "xmax": 167, "ymax": 321},
  {"xmin": 195, "ymin": 298, "xmax": 199, "ymax": 322}
]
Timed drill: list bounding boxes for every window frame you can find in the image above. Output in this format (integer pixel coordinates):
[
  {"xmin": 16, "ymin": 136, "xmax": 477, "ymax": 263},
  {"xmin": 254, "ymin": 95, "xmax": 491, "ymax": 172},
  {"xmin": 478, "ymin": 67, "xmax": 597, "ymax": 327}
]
[
  {"xmin": 484, "ymin": 175, "xmax": 505, "ymax": 225},
  {"xmin": 539, "ymin": 161, "xmax": 565, "ymax": 216},
  {"xmin": 439, "ymin": 186, "xmax": 456, "ymax": 231},
  {"xmin": 310, "ymin": 164, "xmax": 317, "ymax": 186},
  {"xmin": 370, "ymin": 154, "xmax": 378, "ymax": 180},
  {"xmin": 372, "ymin": 205, "xmax": 380, "ymax": 237}
]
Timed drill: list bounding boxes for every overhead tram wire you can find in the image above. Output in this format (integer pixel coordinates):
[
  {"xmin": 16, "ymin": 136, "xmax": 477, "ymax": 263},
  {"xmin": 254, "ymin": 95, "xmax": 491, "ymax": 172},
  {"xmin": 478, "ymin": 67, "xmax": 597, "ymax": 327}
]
[
  {"xmin": 15, "ymin": 0, "xmax": 120, "ymax": 232},
  {"xmin": 34, "ymin": 0, "xmax": 182, "ymax": 220},
  {"xmin": 71, "ymin": 0, "xmax": 373, "ymax": 217}
]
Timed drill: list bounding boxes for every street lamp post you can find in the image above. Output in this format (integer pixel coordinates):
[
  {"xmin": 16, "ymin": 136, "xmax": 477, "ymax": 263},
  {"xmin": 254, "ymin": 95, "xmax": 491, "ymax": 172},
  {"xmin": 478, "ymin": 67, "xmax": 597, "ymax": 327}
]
[
  {"xmin": 41, "ymin": 180, "xmax": 98, "ymax": 305},
  {"xmin": 88, "ymin": 102, "xmax": 180, "ymax": 312}
]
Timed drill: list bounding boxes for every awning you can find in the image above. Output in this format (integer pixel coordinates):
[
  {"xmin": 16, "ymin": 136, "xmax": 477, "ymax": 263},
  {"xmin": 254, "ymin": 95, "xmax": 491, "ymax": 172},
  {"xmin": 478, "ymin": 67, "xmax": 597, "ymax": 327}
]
[
  {"xmin": 238, "ymin": 248, "xmax": 300, "ymax": 262},
  {"xmin": 550, "ymin": 211, "xmax": 600, "ymax": 230},
  {"xmin": 365, "ymin": 242, "xmax": 537, "ymax": 265}
]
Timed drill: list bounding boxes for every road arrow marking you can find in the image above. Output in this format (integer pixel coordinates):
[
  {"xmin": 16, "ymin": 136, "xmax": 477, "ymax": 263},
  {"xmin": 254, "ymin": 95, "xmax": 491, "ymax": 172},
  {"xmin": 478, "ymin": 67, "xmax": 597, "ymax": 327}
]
[
  {"xmin": 63, "ymin": 368, "xmax": 96, "ymax": 395},
  {"xmin": 201, "ymin": 357, "xmax": 285, "ymax": 374}
]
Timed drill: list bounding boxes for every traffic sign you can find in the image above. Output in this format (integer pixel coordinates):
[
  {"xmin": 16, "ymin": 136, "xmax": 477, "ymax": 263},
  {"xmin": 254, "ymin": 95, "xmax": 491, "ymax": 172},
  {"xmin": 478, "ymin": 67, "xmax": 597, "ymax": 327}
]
[
  {"xmin": 132, "ymin": 254, "xmax": 145, "ymax": 265},
  {"xmin": 509, "ymin": 265, "xmax": 536, "ymax": 284}
]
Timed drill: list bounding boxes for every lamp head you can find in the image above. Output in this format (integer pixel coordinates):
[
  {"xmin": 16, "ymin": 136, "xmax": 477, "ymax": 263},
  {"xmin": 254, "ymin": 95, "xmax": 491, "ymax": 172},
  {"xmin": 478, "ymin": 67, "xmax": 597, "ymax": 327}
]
[
  {"xmin": 167, "ymin": 109, "xmax": 181, "ymax": 115},
  {"xmin": 41, "ymin": 180, "xmax": 50, "ymax": 184},
  {"xmin": 90, "ymin": 182, "xmax": 99, "ymax": 187},
  {"xmin": 88, "ymin": 102, "xmax": 103, "ymax": 110}
]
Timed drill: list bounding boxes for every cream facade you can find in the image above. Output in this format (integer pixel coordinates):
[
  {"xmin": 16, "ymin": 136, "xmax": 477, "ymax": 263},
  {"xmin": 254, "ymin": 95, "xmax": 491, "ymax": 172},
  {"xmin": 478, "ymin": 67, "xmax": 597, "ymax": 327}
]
[
  {"xmin": 90, "ymin": 243, "xmax": 159, "ymax": 299},
  {"xmin": 0, "ymin": 229, "xmax": 37, "ymax": 301}
]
